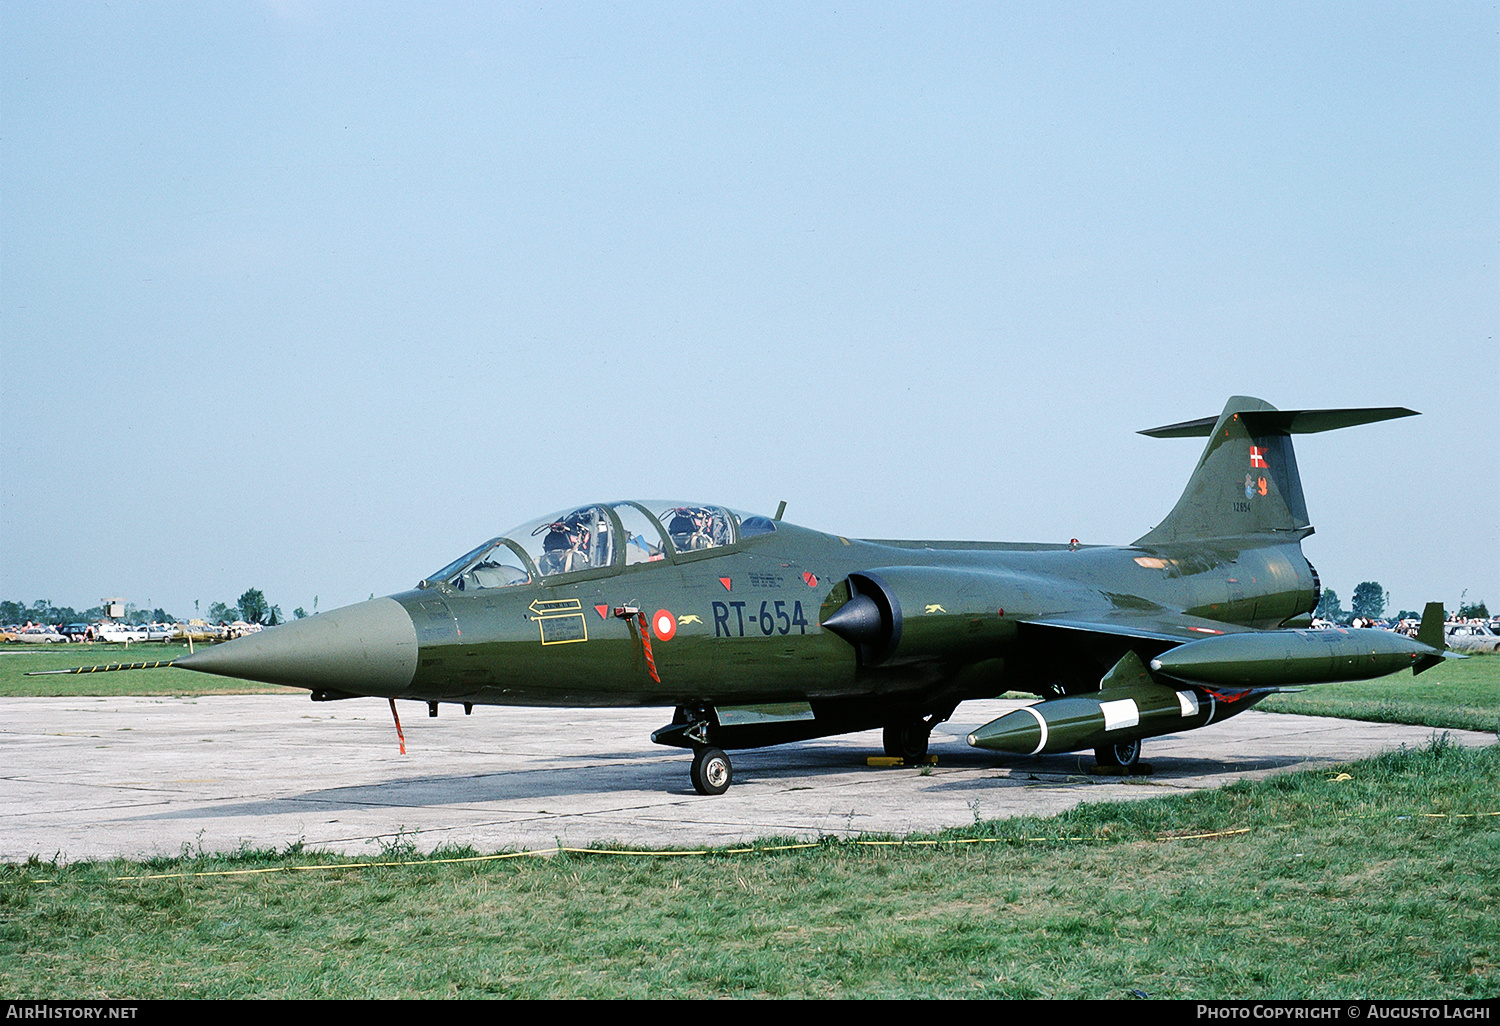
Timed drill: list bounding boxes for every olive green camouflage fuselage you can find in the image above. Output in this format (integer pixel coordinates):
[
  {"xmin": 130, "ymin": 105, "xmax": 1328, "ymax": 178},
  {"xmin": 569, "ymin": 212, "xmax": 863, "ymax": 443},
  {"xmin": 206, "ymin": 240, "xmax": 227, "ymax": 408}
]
[{"xmin": 388, "ymin": 525, "xmax": 1316, "ymax": 722}]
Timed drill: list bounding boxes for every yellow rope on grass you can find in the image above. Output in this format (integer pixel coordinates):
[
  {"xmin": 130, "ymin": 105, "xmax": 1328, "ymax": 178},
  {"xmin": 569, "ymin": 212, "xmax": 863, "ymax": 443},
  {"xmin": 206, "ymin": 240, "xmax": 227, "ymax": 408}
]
[{"xmin": 16, "ymin": 810, "xmax": 1491, "ymax": 884}]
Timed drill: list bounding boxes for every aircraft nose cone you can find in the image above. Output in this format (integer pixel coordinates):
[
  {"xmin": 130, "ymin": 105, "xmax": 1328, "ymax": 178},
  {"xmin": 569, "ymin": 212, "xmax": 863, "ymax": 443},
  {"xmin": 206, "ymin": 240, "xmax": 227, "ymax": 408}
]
[{"xmin": 176, "ymin": 597, "xmax": 418, "ymax": 695}]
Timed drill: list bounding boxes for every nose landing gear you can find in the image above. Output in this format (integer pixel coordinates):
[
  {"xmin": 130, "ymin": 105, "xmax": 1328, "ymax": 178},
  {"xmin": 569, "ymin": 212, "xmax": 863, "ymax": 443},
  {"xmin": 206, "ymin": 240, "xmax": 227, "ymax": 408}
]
[{"xmin": 690, "ymin": 746, "xmax": 733, "ymax": 796}]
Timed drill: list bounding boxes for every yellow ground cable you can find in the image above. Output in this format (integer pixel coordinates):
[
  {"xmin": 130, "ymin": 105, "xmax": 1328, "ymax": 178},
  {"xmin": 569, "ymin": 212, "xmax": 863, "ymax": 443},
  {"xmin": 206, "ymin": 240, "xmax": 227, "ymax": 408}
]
[
  {"xmin": 16, "ymin": 808, "xmax": 1491, "ymax": 884},
  {"xmin": 46, "ymin": 833, "xmax": 1197, "ymax": 882}
]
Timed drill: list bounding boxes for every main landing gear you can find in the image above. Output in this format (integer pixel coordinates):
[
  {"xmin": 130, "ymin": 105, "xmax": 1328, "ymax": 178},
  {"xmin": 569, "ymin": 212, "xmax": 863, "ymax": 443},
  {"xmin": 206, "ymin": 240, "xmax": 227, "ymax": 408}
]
[
  {"xmin": 1093, "ymin": 737, "xmax": 1142, "ymax": 769},
  {"xmin": 690, "ymin": 746, "xmax": 733, "ymax": 796},
  {"xmin": 882, "ymin": 708, "xmax": 954, "ymax": 761},
  {"xmin": 882, "ymin": 720, "xmax": 930, "ymax": 761}
]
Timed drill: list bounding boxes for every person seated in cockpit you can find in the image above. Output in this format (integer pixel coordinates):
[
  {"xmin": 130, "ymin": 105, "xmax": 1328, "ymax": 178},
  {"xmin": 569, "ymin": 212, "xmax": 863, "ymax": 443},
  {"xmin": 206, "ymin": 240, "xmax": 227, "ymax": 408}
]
[
  {"xmin": 539, "ymin": 518, "xmax": 589, "ymax": 574},
  {"xmin": 668, "ymin": 507, "xmax": 708, "ymax": 551}
]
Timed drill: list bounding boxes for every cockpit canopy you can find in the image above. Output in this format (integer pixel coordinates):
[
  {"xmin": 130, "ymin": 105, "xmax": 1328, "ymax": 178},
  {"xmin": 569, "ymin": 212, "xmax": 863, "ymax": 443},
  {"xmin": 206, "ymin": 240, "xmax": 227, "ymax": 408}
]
[{"xmin": 420, "ymin": 501, "xmax": 777, "ymax": 592}]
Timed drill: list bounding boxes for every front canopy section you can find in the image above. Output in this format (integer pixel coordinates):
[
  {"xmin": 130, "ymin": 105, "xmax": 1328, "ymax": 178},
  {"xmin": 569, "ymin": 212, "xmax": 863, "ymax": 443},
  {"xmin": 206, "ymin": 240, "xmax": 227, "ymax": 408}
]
[
  {"xmin": 418, "ymin": 537, "xmax": 533, "ymax": 592},
  {"xmin": 417, "ymin": 500, "xmax": 777, "ymax": 590}
]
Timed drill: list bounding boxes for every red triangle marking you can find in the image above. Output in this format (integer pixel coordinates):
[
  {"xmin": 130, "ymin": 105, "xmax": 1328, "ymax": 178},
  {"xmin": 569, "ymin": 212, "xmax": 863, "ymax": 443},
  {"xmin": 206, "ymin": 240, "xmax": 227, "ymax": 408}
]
[
  {"xmin": 719, "ymin": 577, "xmax": 732, "ymax": 590},
  {"xmin": 595, "ymin": 605, "xmax": 609, "ymax": 619}
]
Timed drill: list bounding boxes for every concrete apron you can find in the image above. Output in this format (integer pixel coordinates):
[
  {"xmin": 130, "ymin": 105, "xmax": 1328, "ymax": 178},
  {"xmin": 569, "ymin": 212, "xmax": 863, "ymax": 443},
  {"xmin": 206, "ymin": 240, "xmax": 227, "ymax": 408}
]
[{"xmin": 1, "ymin": 695, "xmax": 1490, "ymax": 862}]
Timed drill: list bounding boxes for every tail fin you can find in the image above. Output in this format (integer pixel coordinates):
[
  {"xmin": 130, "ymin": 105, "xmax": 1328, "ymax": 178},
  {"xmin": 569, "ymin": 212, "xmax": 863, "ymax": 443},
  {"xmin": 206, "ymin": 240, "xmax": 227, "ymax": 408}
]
[
  {"xmin": 1414, "ymin": 601, "xmax": 1446, "ymax": 674},
  {"xmin": 1134, "ymin": 396, "xmax": 1417, "ymax": 545}
]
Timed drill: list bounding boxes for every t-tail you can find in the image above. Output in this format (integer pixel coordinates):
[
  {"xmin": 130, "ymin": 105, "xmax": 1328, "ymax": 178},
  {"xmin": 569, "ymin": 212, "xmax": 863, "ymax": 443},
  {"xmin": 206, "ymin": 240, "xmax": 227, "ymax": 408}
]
[{"xmin": 1134, "ymin": 396, "xmax": 1417, "ymax": 546}]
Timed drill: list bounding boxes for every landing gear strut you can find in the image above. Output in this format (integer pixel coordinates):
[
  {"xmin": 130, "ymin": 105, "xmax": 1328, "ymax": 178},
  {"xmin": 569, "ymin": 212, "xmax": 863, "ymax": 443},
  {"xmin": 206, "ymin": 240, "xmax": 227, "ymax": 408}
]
[{"xmin": 690, "ymin": 746, "xmax": 733, "ymax": 796}]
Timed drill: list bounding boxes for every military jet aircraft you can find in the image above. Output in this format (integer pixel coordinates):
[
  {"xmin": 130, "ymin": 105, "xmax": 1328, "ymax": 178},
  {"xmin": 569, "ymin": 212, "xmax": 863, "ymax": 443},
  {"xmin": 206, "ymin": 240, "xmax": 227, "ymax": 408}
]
[{"xmin": 41, "ymin": 396, "xmax": 1448, "ymax": 795}]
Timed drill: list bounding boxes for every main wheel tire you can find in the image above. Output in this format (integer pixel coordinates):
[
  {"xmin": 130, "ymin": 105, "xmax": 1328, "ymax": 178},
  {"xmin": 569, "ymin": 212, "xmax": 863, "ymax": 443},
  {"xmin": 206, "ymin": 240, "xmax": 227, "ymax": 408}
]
[
  {"xmin": 883, "ymin": 721, "xmax": 930, "ymax": 761},
  {"xmin": 690, "ymin": 747, "xmax": 733, "ymax": 795},
  {"xmin": 1094, "ymin": 738, "xmax": 1141, "ymax": 768}
]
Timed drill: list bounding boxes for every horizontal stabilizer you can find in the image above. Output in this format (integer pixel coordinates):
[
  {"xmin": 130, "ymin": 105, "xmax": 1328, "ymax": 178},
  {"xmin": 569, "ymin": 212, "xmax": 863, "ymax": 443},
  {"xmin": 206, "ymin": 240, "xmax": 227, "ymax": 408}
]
[
  {"xmin": 1140, "ymin": 406, "xmax": 1417, "ymax": 438},
  {"xmin": 1136, "ymin": 415, "xmax": 1218, "ymax": 438}
]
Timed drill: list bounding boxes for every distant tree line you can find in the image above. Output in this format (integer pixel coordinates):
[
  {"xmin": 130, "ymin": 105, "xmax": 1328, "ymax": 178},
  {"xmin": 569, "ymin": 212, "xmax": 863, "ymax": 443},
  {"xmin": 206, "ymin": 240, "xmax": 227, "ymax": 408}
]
[
  {"xmin": 1315, "ymin": 582, "xmax": 1378, "ymax": 624},
  {"xmin": 2, "ymin": 587, "xmax": 299, "ymax": 626},
  {"xmin": 1314, "ymin": 581, "xmax": 1489, "ymax": 624},
  {"xmin": 0, "ymin": 599, "xmax": 170, "ymax": 625}
]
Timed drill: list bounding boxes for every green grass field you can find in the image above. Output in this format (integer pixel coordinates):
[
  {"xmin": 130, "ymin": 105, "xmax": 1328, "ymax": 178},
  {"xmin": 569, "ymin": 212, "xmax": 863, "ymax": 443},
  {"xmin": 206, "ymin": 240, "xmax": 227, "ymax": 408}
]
[
  {"xmin": 2, "ymin": 737, "xmax": 1493, "ymax": 999},
  {"xmin": 0, "ymin": 644, "xmax": 284, "ymax": 696},
  {"xmin": 1259, "ymin": 652, "xmax": 1499, "ymax": 734}
]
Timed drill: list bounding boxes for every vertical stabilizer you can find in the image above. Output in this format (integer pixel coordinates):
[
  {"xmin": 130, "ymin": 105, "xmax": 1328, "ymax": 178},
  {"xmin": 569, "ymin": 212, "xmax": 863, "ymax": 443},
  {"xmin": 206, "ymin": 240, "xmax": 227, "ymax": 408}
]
[
  {"xmin": 1134, "ymin": 397, "xmax": 1416, "ymax": 546},
  {"xmin": 1414, "ymin": 601, "xmax": 1447, "ymax": 675}
]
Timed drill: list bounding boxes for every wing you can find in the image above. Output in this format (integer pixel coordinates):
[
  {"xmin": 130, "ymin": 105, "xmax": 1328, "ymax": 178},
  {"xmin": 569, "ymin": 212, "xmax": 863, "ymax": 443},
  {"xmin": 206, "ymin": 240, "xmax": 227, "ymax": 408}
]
[{"xmin": 1021, "ymin": 610, "xmax": 1256, "ymax": 645}]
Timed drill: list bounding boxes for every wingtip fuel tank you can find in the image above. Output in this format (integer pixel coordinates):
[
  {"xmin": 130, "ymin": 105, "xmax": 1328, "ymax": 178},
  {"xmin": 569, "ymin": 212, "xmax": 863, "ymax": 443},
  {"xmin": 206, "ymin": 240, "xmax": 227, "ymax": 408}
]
[
  {"xmin": 966, "ymin": 681, "xmax": 1221, "ymax": 756},
  {"xmin": 1147, "ymin": 628, "xmax": 1443, "ymax": 688},
  {"xmin": 966, "ymin": 650, "xmax": 1230, "ymax": 757},
  {"xmin": 967, "ymin": 621, "xmax": 1448, "ymax": 759}
]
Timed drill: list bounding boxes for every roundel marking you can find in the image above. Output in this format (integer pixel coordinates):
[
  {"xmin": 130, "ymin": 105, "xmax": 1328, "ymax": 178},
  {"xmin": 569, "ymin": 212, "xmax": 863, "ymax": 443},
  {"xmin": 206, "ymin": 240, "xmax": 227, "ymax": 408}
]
[{"xmin": 652, "ymin": 609, "xmax": 677, "ymax": 641}]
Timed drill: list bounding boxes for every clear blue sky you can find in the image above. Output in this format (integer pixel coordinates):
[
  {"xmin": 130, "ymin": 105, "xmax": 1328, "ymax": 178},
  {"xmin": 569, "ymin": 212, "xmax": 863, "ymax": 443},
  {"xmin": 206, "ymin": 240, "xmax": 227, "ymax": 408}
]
[{"xmin": 3, "ymin": 2, "xmax": 1496, "ymax": 620}]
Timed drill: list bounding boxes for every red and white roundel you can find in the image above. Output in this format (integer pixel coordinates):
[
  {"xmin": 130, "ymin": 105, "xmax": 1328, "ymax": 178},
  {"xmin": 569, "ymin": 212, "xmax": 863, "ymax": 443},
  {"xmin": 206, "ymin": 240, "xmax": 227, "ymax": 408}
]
[{"xmin": 651, "ymin": 609, "xmax": 677, "ymax": 641}]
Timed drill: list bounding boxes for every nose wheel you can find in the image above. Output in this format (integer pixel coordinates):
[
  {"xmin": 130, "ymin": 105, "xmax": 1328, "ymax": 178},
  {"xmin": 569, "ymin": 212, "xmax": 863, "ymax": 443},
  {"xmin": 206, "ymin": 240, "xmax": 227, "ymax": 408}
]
[{"xmin": 690, "ymin": 746, "xmax": 733, "ymax": 795}]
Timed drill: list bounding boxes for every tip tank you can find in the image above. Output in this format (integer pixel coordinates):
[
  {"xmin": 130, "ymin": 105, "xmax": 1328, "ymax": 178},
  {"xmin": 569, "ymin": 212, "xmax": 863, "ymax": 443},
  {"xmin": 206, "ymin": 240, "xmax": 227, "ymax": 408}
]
[{"xmin": 1148, "ymin": 627, "xmax": 1442, "ymax": 688}]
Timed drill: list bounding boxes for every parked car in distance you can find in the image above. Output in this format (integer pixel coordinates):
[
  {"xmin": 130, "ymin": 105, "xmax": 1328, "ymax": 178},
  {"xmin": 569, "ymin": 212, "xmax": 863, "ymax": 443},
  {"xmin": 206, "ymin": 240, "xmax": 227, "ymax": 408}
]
[
  {"xmin": 96, "ymin": 623, "xmax": 149, "ymax": 643},
  {"xmin": 16, "ymin": 625, "xmax": 67, "ymax": 643},
  {"xmin": 1444, "ymin": 621, "xmax": 1500, "ymax": 653}
]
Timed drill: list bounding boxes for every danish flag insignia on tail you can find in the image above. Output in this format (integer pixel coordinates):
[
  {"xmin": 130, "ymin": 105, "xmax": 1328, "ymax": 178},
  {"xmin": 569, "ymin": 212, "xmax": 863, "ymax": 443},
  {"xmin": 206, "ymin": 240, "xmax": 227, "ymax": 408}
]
[{"xmin": 1249, "ymin": 446, "xmax": 1268, "ymax": 468}]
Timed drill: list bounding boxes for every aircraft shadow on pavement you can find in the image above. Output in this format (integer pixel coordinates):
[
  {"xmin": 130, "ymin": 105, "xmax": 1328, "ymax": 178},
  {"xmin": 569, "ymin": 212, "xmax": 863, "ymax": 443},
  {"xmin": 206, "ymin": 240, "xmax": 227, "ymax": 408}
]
[
  {"xmin": 918, "ymin": 750, "xmax": 1333, "ymax": 792},
  {"xmin": 119, "ymin": 741, "xmax": 963, "ymax": 819},
  {"xmin": 119, "ymin": 736, "xmax": 1340, "ymax": 823},
  {"xmin": 125, "ymin": 758, "xmax": 681, "ymax": 820}
]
